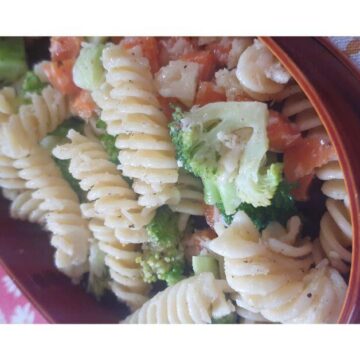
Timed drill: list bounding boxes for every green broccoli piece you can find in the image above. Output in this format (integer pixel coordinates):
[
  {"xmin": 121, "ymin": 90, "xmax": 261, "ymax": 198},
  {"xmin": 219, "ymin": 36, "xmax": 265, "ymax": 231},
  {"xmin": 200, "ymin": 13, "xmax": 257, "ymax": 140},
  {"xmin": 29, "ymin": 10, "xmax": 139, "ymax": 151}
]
[
  {"xmin": 96, "ymin": 119, "xmax": 119, "ymax": 165},
  {"xmin": 0, "ymin": 37, "xmax": 28, "ymax": 84},
  {"xmin": 212, "ymin": 312, "xmax": 238, "ymax": 324},
  {"xmin": 21, "ymin": 71, "xmax": 45, "ymax": 94},
  {"xmin": 218, "ymin": 181, "xmax": 298, "ymax": 230},
  {"xmin": 169, "ymin": 102, "xmax": 283, "ymax": 215},
  {"xmin": 137, "ymin": 206, "xmax": 186, "ymax": 286}
]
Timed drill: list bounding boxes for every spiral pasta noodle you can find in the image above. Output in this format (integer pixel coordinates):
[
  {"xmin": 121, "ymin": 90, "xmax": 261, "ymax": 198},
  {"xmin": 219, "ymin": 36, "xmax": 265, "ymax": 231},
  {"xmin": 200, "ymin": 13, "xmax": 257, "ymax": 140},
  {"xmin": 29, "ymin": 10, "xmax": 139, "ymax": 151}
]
[
  {"xmin": 279, "ymin": 85, "xmax": 352, "ymax": 274},
  {"xmin": 81, "ymin": 203, "xmax": 150, "ymax": 310},
  {"xmin": 0, "ymin": 86, "xmax": 68, "ymax": 159},
  {"xmin": 53, "ymin": 129, "xmax": 153, "ymax": 243},
  {"xmin": 91, "ymin": 44, "xmax": 179, "ymax": 209},
  {"xmin": 169, "ymin": 171, "xmax": 204, "ymax": 216},
  {"xmin": 12, "ymin": 146, "xmax": 90, "ymax": 279},
  {"xmin": 0, "ymin": 86, "xmax": 17, "ymax": 124},
  {"xmin": 122, "ymin": 272, "xmax": 235, "ymax": 324},
  {"xmin": 1, "ymin": 188, "xmax": 46, "ymax": 223},
  {"xmin": 208, "ymin": 211, "xmax": 347, "ymax": 323}
]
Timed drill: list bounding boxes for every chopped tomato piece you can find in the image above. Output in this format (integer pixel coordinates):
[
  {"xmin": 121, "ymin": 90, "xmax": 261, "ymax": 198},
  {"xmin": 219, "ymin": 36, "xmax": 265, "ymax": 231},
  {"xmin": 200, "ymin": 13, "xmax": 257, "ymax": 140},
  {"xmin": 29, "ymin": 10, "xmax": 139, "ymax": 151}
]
[
  {"xmin": 195, "ymin": 81, "xmax": 226, "ymax": 106},
  {"xmin": 284, "ymin": 135, "xmax": 337, "ymax": 182},
  {"xmin": 180, "ymin": 50, "xmax": 216, "ymax": 81},
  {"xmin": 291, "ymin": 173, "xmax": 314, "ymax": 201},
  {"xmin": 70, "ymin": 90, "xmax": 97, "ymax": 120},
  {"xmin": 122, "ymin": 37, "xmax": 160, "ymax": 73},
  {"xmin": 157, "ymin": 96, "xmax": 186, "ymax": 120},
  {"xmin": 204, "ymin": 205, "xmax": 216, "ymax": 229},
  {"xmin": 49, "ymin": 37, "xmax": 82, "ymax": 62},
  {"xmin": 158, "ymin": 37, "xmax": 196, "ymax": 66},
  {"xmin": 267, "ymin": 110, "xmax": 301, "ymax": 152},
  {"xmin": 206, "ymin": 39, "xmax": 232, "ymax": 67},
  {"xmin": 43, "ymin": 60, "xmax": 80, "ymax": 96},
  {"xmin": 111, "ymin": 37, "xmax": 123, "ymax": 44}
]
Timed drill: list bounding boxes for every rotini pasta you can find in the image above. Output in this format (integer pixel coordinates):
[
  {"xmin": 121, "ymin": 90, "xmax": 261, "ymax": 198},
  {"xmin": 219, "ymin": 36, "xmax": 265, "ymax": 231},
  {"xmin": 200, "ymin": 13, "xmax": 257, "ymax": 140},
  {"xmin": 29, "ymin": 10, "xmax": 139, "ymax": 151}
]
[
  {"xmin": 122, "ymin": 272, "xmax": 235, "ymax": 324},
  {"xmin": 280, "ymin": 85, "xmax": 352, "ymax": 274},
  {"xmin": 169, "ymin": 170, "xmax": 204, "ymax": 216},
  {"xmin": 236, "ymin": 39, "xmax": 291, "ymax": 101},
  {"xmin": 52, "ymin": 129, "xmax": 153, "ymax": 243},
  {"xmin": 0, "ymin": 86, "xmax": 17, "ymax": 123},
  {"xmin": 12, "ymin": 146, "xmax": 90, "ymax": 279},
  {"xmin": 81, "ymin": 203, "xmax": 150, "ymax": 310},
  {"xmin": 0, "ymin": 86, "xmax": 68, "ymax": 159},
  {"xmin": 91, "ymin": 44, "xmax": 179, "ymax": 209},
  {"xmin": 208, "ymin": 211, "xmax": 347, "ymax": 323}
]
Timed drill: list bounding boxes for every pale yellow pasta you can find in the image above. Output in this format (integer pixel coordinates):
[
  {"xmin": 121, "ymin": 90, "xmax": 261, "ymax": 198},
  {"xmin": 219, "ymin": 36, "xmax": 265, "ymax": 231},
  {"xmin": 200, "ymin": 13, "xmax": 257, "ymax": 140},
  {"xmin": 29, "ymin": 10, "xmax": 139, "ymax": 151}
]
[
  {"xmin": 169, "ymin": 171, "xmax": 204, "ymax": 216},
  {"xmin": 0, "ymin": 86, "xmax": 68, "ymax": 159},
  {"xmin": 0, "ymin": 87, "xmax": 17, "ymax": 123},
  {"xmin": 53, "ymin": 129, "xmax": 153, "ymax": 243},
  {"xmin": 2, "ymin": 188, "xmax": 46, "ymax": 223},
  {"xmin": 91, "ymin": 44, "xmax": 179, "ymax": 209},
  {"xmin": 279, "ymin": 85, "xmax": 352, "ymax": 274},
  {"xmin": 236, "ymin": 40, "xmax": 291, "ymax": 101},
  {"xmin": 208, "ymin": 211, "xmax": 347, "ymax": 323},
  {"xmin": 122, "ymin": 272, "xmax": 235, "ymax": 324},
  {"xmin": 81, "ymin": 203, "xmax": 150, "ymax": 310},
  {"xmin": 12, "ymin": 147, "xmax": 90, "ymax": 279}
]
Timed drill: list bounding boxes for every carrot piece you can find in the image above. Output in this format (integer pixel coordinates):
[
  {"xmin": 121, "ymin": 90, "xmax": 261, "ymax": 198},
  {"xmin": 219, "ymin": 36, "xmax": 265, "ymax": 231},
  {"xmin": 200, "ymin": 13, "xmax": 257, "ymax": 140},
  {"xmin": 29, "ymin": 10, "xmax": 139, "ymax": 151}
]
[
  {"xmin": 194, "ymin": 81, "xmax": 226, "ymax": 106},
  {"xmin": 43, "ymin": 60, "xmax": 80, "ymax": 96},
  {"xmin": 70, "ymin": 90, "xmax": 97, "ymax": 120},
  {"xmin": 49, "ymin": 37, "xmax": 82, "ymax": 62},
  {"xmin": 267, "ymin": 110, "xmax": 301, "ymax": 152},
  {"xmin": 180, "ymin": 50, "xmax": 216, "ymax": 81},
  {"xmin": 157, "ymin": 95, "xmax": 186, "ymax": 121},
  {"xmin": 122, "ymin": 37, "xmax": 160, "ymax": 73}
]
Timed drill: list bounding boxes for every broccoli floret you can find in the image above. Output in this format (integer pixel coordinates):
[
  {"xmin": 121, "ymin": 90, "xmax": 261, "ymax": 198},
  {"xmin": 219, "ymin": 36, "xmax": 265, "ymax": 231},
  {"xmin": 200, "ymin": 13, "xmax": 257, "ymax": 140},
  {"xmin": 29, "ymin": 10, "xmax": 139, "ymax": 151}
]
[
  {"xmin": 169, "ymin": 102, "xmax": 283, "ymax": 215},
  {"xmin": 0, "ymin": 37, "xmax": 28, "ymax": 84},
  {"xmin": 96, "ymin": 119, "xmax": 119, "ymax": 165},
  {"xmin": 218, "ymin": 181, "xmax": 298, "ymax": 230},
  {"xmin": 137, "ymin": 206, "xmax": 186, "ymax": 286},
  {"xmin": 212, "ymin": 312, "xmax": 238, "ymax": 324},
  {"xmin": 21, "ymin": 71, "xmax": 45, "ymax": 94}
]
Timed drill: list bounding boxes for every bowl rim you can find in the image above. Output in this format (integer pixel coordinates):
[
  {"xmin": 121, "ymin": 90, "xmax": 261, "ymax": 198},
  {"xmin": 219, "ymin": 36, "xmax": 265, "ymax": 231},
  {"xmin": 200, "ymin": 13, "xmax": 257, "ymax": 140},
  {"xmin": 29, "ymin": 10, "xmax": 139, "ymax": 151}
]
[{"xmin": 260, "ymin": 36, "xmax": 360, "ymax": 323}]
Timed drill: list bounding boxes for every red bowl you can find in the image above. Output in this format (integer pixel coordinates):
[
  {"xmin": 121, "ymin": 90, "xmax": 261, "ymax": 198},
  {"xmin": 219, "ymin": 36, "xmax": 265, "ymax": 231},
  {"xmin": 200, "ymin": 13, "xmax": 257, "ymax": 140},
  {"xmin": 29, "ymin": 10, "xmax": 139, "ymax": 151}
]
[{"xmin": 1, "ymin": 37, "xmax": 360, "ymax": 323}]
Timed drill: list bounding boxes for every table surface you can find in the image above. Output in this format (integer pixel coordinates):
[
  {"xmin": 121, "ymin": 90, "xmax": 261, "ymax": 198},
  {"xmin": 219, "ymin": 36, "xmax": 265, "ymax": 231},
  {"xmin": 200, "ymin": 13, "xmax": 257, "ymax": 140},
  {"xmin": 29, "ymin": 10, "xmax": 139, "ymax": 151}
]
[{"xmin": 0, "ymin": 36, "xmax": 359, "ymax": 324}]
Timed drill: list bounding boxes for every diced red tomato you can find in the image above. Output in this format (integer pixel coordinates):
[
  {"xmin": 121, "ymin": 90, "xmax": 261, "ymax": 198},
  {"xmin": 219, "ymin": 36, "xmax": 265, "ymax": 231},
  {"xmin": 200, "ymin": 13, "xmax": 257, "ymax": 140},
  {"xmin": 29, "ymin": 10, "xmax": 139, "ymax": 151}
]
[
  {"xmin": 284, "ymin": 135, "xmax": 337, "ymax": 182},
  {"xmin": 180, "ymin": 50, "xmax": 216, "ymax": 81},
  {"xmin": 206, "ymin": 39, "xmax": 232, "ymax": 67},
  {"xmin": 122, "ymin": 37, "xmax": 160, "ymax": 73},
  {"xmin": 158, "ymin": 37, "xmax": 196, "ymax": 66},
  {"xmin": 43, "ymin": 60, "xmax": 80, "ymax": 96},
  {"xmin": 157, "ymin": 95, "xmax": 186, "ymax": 121},
  {"xmin": 195, "ymin": 81, "xmax": 226, "ymax": 106},
  {"xmin": 111, "ymin": 37, "xmax": 123, "ymax": 44},
  {"xmin": 49, "ymin": 37, "xmax": 82, "ymax": 62},
  {"xmin": 70, "ymin": 90, "xmax": 97, "ymax": 120},
  {"xmin": 267, "ymin": 110, "xmax": 301, "ymax": 152},
  {"xmin": 291, "ymin": 173, "xmax": 314, "ymax": 201}
]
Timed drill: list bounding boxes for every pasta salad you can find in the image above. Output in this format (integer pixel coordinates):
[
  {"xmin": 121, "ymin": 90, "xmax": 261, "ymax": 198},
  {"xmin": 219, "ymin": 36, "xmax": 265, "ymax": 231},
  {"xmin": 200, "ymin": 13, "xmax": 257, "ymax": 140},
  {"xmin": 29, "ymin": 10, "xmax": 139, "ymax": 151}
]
[{"xmin": 0, "ymin": 37, "xmax": 352, "ymax": 323}]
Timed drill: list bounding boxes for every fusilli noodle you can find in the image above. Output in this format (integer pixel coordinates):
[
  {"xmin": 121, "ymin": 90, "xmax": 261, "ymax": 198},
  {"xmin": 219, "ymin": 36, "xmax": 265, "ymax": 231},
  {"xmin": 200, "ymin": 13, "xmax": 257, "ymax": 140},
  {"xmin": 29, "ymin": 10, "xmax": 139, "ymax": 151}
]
[
  {"xmin": 13, "ymin": 146, "xmax": 90, "ymax": 279},
  {"xmin": 81, "ymin": 203, "xmax": 150, "ymax": 310},
  {"xmin": 122, "ymin": 272, "xmax": 235, "ymax": 324},
  {"xmin": 169, "ymin": 171, "xmax": 204, "ymax": 216},
  {"xmin": 0, "ymin": 86, "xmax": 68, "ymax": 159},
  {"xmin": 53, "ymin": 129, "xmax": 152, "ymax": 243},
  {"xmin": 208, "ymin": 211, "xmax": 347, "ymax": 323},
  {"xmin": 92, "ymin": 44, "xmax": 179, "ymax": 209},
  {"xmin": 279, "ymin": 85, "xmax": 352, "ymax": 274},
  {"xmin": 0, "ymin": 87, "xmax": 17, "ymax": 123}
]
